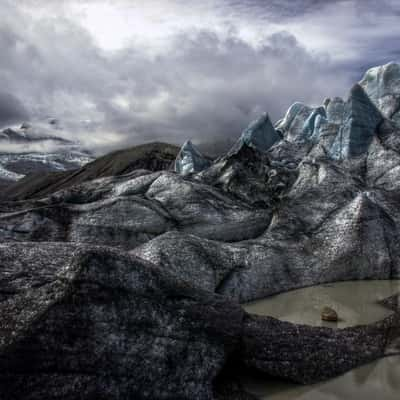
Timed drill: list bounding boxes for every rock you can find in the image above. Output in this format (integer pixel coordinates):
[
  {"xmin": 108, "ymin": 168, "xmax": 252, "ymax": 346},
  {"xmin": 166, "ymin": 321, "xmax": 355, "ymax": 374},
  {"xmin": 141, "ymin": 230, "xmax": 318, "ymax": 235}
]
[
  {"xmin": 174, "ymin": 140, "xmax": 211, "ymax": 175},
  {"xmin": 321, "ymin": 306, "xmax": 339, "ymax": 322}
]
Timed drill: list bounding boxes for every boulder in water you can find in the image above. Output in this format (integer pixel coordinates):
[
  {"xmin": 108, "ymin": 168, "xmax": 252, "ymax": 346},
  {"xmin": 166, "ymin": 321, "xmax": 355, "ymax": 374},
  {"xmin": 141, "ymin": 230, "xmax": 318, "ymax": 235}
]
[{"xmin": 321, "ymin": 306, "xmax": 339, "ymax": 322}]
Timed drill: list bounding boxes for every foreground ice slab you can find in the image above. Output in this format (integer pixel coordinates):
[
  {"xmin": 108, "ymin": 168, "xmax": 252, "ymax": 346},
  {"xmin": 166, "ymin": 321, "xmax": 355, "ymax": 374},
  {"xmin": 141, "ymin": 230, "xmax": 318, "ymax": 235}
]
[{"xmin": 0, "ymin": 242, "xmax": 399, "ymax": 400}]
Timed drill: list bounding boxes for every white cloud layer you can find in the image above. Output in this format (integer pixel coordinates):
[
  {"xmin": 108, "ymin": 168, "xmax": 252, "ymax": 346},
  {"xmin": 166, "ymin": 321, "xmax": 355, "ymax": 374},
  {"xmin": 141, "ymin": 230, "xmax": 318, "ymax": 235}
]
[{"xmin": 1, "ymin": 0, "xmax": 399, "ymax": 154}]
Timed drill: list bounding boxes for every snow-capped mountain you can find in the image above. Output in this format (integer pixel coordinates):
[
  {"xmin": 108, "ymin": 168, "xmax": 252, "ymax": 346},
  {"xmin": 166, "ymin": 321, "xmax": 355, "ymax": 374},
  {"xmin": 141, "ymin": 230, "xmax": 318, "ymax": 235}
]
[{"xmin": 0, "ymin": 120, "xmax": 94, "ymax": 187}]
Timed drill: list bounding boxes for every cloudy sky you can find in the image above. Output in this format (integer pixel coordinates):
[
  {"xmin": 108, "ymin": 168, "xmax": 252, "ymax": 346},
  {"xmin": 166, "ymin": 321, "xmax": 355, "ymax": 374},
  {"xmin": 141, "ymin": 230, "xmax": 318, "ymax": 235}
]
[{"xmin": 1, "ymin": 0, "xmax": 400, "ymax": 153}]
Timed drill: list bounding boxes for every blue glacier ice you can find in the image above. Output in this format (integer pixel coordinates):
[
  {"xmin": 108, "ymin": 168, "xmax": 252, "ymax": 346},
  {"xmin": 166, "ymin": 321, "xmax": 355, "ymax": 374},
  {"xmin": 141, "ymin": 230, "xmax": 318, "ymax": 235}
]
[
  {"xmin": 360, "ymin": 62, "xmax": 400, "ymax": 118},
  {"xmin": 275, "ymin": 102, "xmax": 328, "ymax": 143},
  {"xmin": 275, "ymin": 102, "xmax": 305, "ymax": 130},
  {"xmin": 229, "ymin": 112, "xmax": 281, "ymax": 155},
  {"xmin": 360, "ymin": 62, "xmax": 400, "ymax": 121},
  {"xmin": 275, "ymin": 102, "xmax": 313, "ymax": 141},
  {"xmin": 174, "ymin": 140, "xmax": 211, "ymax": 175},
  {"xmin": 308, "ymin": 113, "xmax": 328, "ymax": 143},
  {"xmin": 329, "ymin": 84, "xmax": 383, "ymax": 160},
  {"xmin": 326, "ymin": 97, "xmax": 345, "ymax": 125},
  {"xmin": 301, "ymin": 106, "xmax": 327, "ymax": 140}
]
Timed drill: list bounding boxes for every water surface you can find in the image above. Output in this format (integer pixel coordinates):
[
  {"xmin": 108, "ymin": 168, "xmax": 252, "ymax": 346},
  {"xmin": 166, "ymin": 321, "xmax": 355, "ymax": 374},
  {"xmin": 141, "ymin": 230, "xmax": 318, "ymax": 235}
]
[{"xmin": 241, "ymin": 280, "xmax": 400, "ymax": 400}]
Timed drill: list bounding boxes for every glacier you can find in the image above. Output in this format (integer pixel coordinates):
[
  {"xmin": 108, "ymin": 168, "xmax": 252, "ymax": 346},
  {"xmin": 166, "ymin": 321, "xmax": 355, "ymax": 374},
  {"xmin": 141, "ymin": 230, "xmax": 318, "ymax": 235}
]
[{"xmin": 174, "ymin": 140, "xmax": 210, "ymax": 175}]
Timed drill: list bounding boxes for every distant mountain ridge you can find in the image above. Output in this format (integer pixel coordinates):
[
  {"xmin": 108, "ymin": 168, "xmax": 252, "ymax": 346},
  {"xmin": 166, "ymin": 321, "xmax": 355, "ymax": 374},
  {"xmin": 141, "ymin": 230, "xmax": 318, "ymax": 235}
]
[
  {"xmin": 1, "ymin": 142, "xmax": 179, "ymax": 200},
  {"xmin": 0, "ymin": 120, "xmax": 94, "ymax": 188},
  {"xmin": 0, "ymin": 126, "xmax": 72, "ymax": 144}
]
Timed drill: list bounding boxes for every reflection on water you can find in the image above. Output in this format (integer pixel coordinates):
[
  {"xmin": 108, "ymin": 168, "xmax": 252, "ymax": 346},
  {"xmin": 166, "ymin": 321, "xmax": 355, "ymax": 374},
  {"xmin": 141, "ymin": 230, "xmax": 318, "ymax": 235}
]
[
  {"xmin": 241, "ymin": 280, "xmax": 400, "ymax": 400},
  {"xmin": 244, "ymin": 280, "xmax": 400, "ymax": 328}
]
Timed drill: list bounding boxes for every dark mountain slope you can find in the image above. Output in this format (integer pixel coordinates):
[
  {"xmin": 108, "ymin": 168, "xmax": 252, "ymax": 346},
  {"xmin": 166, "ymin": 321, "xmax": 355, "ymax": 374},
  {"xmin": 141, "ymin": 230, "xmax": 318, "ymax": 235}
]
[{"xmin": 1, "ymin": 142, "xmax": 179, "ymax": 201}]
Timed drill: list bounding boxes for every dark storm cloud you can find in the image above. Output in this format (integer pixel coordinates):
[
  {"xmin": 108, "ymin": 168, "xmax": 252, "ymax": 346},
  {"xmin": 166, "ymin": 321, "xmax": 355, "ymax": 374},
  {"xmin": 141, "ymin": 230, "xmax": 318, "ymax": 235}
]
[
  {"xmin": 225, "ymin": 0, "xmax": 397, "ymax": 19},
  {"xmin": 105, "ymin": 31, "xmax": 349, "ymax": 144},
  {"xmin": 80, "ymin": 30, "xmax": 351, "ymax": 153},
  {"xmin": 1, "ymin": 0, "xmax": 399, "ymax": 153},
  {"xmin": 221, "ymin": 0, "xmax": 348, "ymax": 19},
  {"xmin": 0, "ymin": 13, "xmax": 347, "ymax": 152},
  {"xmin": 0, "ymin": 92, "xmax": 29, "ymax": 128}
]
